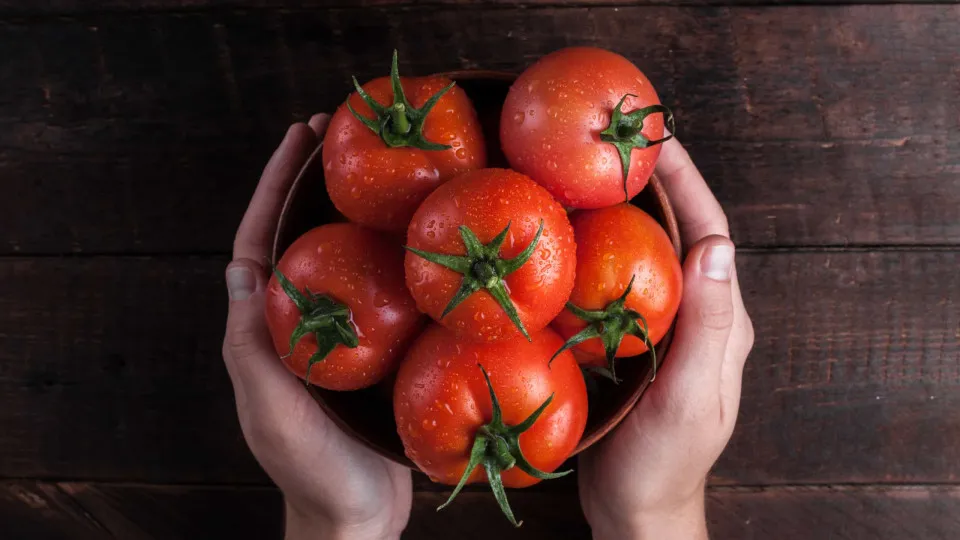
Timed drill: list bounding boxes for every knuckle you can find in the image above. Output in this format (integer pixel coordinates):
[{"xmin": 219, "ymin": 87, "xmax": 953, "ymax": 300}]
[
  {"xmin": 225, "ymin": 322, "xmax": 261, "ymax": 358},
  {"xmin": 698, "ymin": 302, "xmax": 735, "ymax": 331},
  {"xmin": 743, "ymin": 315, "xmax": 756, "ymax": 350}
]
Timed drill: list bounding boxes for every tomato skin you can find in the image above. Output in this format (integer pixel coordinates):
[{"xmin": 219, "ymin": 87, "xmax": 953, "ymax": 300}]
[
  {"xmin": 394, "ymin": 324, "xmax": 588, "ymax": 487},
  {"xmin": 266, "ymin": 224, "xmax": 425, "ymax": 390},
  {"xmin": 405, "ymin": 168, "xmax": 576, "ymax": 342},
  {"xmin": 323, "ymin": 75, "xmax": 487, "ymax": 232},
  {"xmin": 553, "ymin": 204, "xmax": 682, "ymax": 360},
  {"xmin": 500, "ymin": 47, "xmax": 665, "ymax": 209}
]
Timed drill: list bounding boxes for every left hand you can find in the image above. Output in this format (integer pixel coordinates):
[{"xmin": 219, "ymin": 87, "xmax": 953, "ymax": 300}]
[{"xmin": 222, "ymin": 116, "xmax": 412, "ymax": 540}]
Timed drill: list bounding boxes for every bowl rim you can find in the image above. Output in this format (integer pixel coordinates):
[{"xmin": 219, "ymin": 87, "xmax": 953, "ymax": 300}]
[{"xmin": 272, "ymin": 68, "xmax": 682, "ymax": 468}]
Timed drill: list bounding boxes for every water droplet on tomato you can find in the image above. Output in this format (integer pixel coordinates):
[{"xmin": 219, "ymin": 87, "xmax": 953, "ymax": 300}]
[
  {"xmin": 350, "ymin": 186, "xmax": 361, "ymax": 198},
  {"xmin": 455, "ymin": 148, "xmax": 467, "ymax": 159},
  {"xmin": 528, "ymin": 109, "xmax": 536, "ymax": 118},
  {"xmin": 375, "ymin": 293, "xmax": 391, "ymax": 307},
  {"xmin": 547, "ymin": 106, "xmax": 559, "ymax": 118},
  {"xmin": 547, "ymin": 161, "xmax": 558, "ymax": 171},
  {"xmin": 513, "ymin": 111, "xmax": 525, "ymax": 125},
  {"xmin": 446, "ymin": 132, "xmax": 456, "ymax": 140},
  {"xmin": 542, "ymin": 142, "xmax": 551, "ymax": 151},
  {"xmin": 363, "ymin": 175, "xmax": 374, "ymax": 185},
  {"xmin": 603, "ymin": 253, "xmax": 615, "ymax": 262},
  {"xmin": 422, "ymin": 419, "xmax": 437, "ymax": 431},
  {"xmin": 338, "ymin": 154, "xmax": 347, "ymax": 164},
  {"xmin": 426, "ymin": 231, "xmax": 436, "ymax": 239}
]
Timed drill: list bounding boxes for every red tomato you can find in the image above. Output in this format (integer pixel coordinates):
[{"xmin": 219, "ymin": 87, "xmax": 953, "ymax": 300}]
[
  {"xmin": 265, "ymin": 223, "xmax": 425, "ymax": 391},
  {"xmin": 323, "ymin": 51, "xmax": 486, "ymax": 232},
  {"xmin": 500, "ymin": 47, "xmax": 673, "ymax": 209},
  {"xmin": 394, "ymin": 324, "xmax": 588, "ymax": 525},
  {"xmin": 405, "ymin": 168, "xmax": 576, "ymax": 342},
  {"xmin": 552, "ymin": 204, "xmax": 682, "ymax": 376}
]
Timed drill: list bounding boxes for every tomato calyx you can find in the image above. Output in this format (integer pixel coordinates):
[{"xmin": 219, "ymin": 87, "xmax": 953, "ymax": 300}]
[
  {"xmin": 406, "ymin": 220, "xmax": 544, "ymax": 341},
  {"xmin": 273, "ymin": 268, "xmax": 359, "ymax": 386},
  {"xmin": 437, "ymin": 365, "xmax": 571, "ymax": 527},
  {"xmin": 347, "ymin": 50, "xmax": 455, "ymax": 151},
  {"xmin": 550, "ymin": 276, "xmax": 656, "ymax": 384},
  {"xmin": 599, "ymin": 95, "xmax": 676, "ymax": 202}
]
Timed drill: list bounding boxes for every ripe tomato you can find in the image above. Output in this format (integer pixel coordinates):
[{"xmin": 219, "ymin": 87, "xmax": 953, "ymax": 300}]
[
  {"xmin": 500, "ymin": 47, "xmax": 674, "ymax": 209},
  {"xmin": 323, "ymin": 51, "xmax": 486, "ymax": 233},
  {"xmin": 394, "ymin": 324, "xmax": 587, "ymax": 525},
  {"xmin": 405, "ymin": 168, "xmax": 576, "ymax": 342},
  {"xmin": 265, "ymin": 223, "xmax": 425, "ymax": 391},
  {"xmin": 552, "ymin": 203, "xmax": 682, "ymax": 378}
]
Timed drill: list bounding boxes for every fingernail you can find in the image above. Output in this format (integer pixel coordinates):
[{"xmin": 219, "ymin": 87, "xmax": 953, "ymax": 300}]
[
  {"xmin": 227, "ymin": 265, "xmax": 257, "ymax": 301},
  {"xmin": 700, "ymin": 243, "xmax": 734, "ymax": 282}
]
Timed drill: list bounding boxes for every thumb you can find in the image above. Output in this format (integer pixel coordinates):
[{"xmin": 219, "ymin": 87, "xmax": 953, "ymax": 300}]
[
  {"xmin": 223, "ymin": 258, "xmax": 296, "ymax": 403},
  {"xmin": 658, "ymin": 235, "xmax": 736, "ymax": 398}
]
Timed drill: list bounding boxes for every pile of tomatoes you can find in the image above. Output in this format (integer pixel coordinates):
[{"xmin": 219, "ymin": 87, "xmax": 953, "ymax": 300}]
[{"xmin": 266, "ymin": 47, "xmax": 683, "ymax": 526}]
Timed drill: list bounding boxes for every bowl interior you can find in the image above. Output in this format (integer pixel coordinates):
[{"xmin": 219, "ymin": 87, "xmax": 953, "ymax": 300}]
[{"xmin": 272, "ymin": 71, "xmax": 682, "ymax": 468}]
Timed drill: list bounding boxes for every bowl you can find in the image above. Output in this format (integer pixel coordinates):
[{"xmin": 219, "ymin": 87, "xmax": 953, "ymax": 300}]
[{"xmin": 272, "ymin": 70, "xmax": 682, "ymax": 468}]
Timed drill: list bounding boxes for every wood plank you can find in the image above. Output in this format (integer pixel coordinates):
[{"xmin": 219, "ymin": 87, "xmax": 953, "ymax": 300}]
[
  {"xmin": 0, "ymin": 0, "xmax": 949, "ymax": 16},
  {"xmin": 0, "ymin": 250, "xmax": 957, "ymax": 485},
  {"xmin": 3, "ymin": 482, "xmax": 960, "ymax": 539},
  {"xmin": 1, "ymin": 6, "xmax": 957, "ymax": 253},
  {"xmin": 0, "ymin": 482, "xmax": 108, "ymax": 540},
  {"xmin": 719, "ymin": 249, "xmax": 960, "ymax": 485}
]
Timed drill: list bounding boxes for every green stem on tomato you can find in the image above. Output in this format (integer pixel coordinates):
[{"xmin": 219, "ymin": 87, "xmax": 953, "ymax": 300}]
[
  {"xmin": 405, "ymin": 220, "xmax": 544, "ymax": 341},
  {"xmin": 599, "ymin": 95, "xmax": 676, "ymax": 202},
  {"xmin": 346, "ymin": 50, "xmax": 453, "ymax": 151},
  {"xmin": 550, "ymin": 275, "xmax": 657, "ymax": 384},
  {"xmin": 273, "ymin": 267, "xmax": 359, "ymax": 387},
  {"xmin": 436, "ymin": 365, "xmax": 571, "ymax": 527}
]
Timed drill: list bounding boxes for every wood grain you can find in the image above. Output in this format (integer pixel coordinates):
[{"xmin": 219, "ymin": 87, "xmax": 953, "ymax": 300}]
[
  {"xmin": 1, "ymin": 6, "xmax": 957, "ymax": 254},
  {"xmin": 4, "ymin": 482, "xmax": 960, "ymax": 539},
  {"xmin": 0, "ymin": 250, "xmax": 956, "ymax": 485},
  {"xmin": 0, "ymin": 0, "xmax": 950, "ymax": 16}
]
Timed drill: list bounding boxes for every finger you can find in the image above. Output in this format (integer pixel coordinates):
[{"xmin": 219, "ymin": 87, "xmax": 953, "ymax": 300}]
[
  {"xmin": 655, "ymin": 138, "xmax": 729, "ymax": 246},
  {"xmin": 720, "ymin": 268, "xmax": 754, "ymax": 418},
  {"xmin": 308, "ymin": 113, "xmax": 331, "ymax": 138},
  {"xmin": 234, "ymin": 123, "xmax": 318, "ymax": 262},
  {"xmin": 223, "ymin": 258, "xmax": 304, "ymax": 407},
  {"xmin": 658, "ymin": 235, "xmax": 735, "ymax": 406}
]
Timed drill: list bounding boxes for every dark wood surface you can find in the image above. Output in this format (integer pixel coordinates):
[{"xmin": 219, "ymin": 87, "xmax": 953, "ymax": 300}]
[
  {"xmin": 1, "ymin": 0, "xmax": 958, "ymax": 538},
  {"xmin": 5, "ymin": 482, "xmax": 960, "ymax": 539},
  {"xmin": 3, "ymin": 6, "xmax": 959, "ymax": 254}
]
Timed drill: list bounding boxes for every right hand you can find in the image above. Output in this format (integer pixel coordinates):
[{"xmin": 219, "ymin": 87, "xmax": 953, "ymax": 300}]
[{"xmin": 578, "ymin": 138, "xmax": 755, "ymax": 540}]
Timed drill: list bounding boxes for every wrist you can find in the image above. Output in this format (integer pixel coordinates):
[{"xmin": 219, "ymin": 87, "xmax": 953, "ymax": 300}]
[
  {"xmin": 590, "ymin": 486, "xmax": 708, "ymax": 540},
  {"xmin": 284, "ymin": 502, "xmax": 402, "ymax": 540}
]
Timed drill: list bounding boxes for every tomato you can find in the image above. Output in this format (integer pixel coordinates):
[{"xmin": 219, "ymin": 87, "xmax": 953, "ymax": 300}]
[
  {"xmin": 500, "ymin": 47, "xmax": 674, "ymax": 209},
  {"xmin": 404, "ymin": 168, "xmax": 576, "ymax": 342},
  {"xmin": 323, "ymin": 51, "xmax": 486, "ymax": 232},
  {"xmin": 266, "ymin": 223, "xmax": 425, "ymax": 391},
  {"xmin": 394, "ymin": 324, "xmax": 588, "ymax": 525},
  {"xmin": 552, "ymin": 203, "xmax": 682, "ymax": 379}
]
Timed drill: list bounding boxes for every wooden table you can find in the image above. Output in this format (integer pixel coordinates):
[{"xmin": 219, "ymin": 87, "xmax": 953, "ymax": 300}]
[{"xmin": 2, "ymin": 1, "xmax": 958, "ymax": 538}]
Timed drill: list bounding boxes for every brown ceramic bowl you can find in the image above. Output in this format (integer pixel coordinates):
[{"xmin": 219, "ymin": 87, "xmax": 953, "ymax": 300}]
[{"xmin": 272, "ymin": 70, "xmax": 682, "ymax": 469}]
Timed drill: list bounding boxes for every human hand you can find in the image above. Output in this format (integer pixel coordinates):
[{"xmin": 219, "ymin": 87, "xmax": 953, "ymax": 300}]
[
  {"xmin": 579, "ymin": 138, "xmax": 755, "ymax": 540},
  {"xmin": 222, "ymin": 116, "xmax": 412, "ymax": 540}
]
